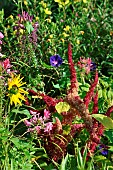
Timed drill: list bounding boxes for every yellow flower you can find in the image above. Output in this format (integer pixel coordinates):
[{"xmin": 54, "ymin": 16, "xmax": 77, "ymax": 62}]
[
  {"xmin": 110, "ymin": 31, "xmax": 113, "ymax": 36},
  {"xmin": 36, "ymin": 16, "xmax": 39, "ymax": 21},
  {"xmin": 62, "ymin": 32, "xmax": 69, "ymax": 37},
  {"xmin": 61, "ymin": 38, "xmax": 64, "ymax": 43},
  {"xmin": 76, "ymin": 39, "xmax": 80, "ymax": 44},
  {"xmin": 13, "ymin": 30, "xmax": 17, "ymax": 35},
  {"xmin": 24, "ymin": 0, "xmax": 28, "ymax": 6},
  {"xmin": 9, "ymin": 15, "xmax": 13, "ymax": 19},
  {"xmin": 44, "ymin": 8, "xmax": 52, "ymax": 15},
  {"xmin": 54, "ymin": 0, "xmax": 69, "ymax": 7},
  {"xmin": 49, "ymin": 34, "xmax": 53, "ymax": 38},
  {"xmin": 7, "ymin": 74, "xmax": 28, "ymax": 106},
  {"xmin": 40, "ymin": 1, "xmax": 47, "ymax": 8},
  {"xmin": 80, "ymin": 31, "xmax": 84, "ymax": 35},
  {"xmin": 83, "ymin": 0, "xmax": 87, "ymax": 3},
  {"xmin": 63, "ymin": 25, "xmax": 70, "ymax": 31},
  {"xmin": 19, "ymin": 29, "xmax": 24, "ymax": 34},
  {"xmin": 46, "ymin": 18, "xmax": 51, "ymax": 23}
]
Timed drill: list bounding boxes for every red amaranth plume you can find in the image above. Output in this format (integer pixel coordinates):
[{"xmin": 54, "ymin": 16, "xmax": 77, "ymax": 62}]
[
  {"xmin": 68, "ymin": 43, "xmax": 78, "ymax": 93},
  {"xmin": 92, "ymin": 91, "xmax": 98, "ymax": 114},
  {"xmin": 84, "ymin": 71, "xmax": 98, "ymax": 109},
  {"xmin": 105, "ymin": 106, "xmax": 113, "ymax": 117}
]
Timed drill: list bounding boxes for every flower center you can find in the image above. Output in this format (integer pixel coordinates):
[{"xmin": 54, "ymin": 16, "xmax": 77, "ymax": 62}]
[{"xmin": 9, "ymin": 85, "xmax": 18, "ymax": 94}]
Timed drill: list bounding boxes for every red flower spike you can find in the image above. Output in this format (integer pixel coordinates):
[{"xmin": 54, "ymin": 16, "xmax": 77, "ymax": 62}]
[
  {"xmin": 84, "ymin": 71, "xmax": 98, "ymax": 108},
  {"xmin": 68, "ymin": 43, "xmax": 78, "ymax": 93},
  {"xmin": 92, "ymin": 91, "xmax": 98, "ymax": 114}
]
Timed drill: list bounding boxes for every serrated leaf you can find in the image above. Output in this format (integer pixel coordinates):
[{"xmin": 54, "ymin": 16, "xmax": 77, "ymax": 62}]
[
  {"xmin": 55, "ymin": 102, "xmax": 70, "ymax": 114},
  {"xmin": 92, "ymin": 114, "xmax": 113, "ymax": 129}
]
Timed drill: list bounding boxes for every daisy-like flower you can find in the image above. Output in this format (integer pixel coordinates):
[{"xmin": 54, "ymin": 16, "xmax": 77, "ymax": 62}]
[
  {"xmin": 7, "ymin": 74, "xmax": 28, "ymax": 106},
  {"xmin": 50, "ymin": 54, "xmax": 63, "ymax": 67}
]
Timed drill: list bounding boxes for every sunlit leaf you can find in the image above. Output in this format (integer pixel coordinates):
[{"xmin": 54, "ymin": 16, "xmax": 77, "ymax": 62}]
[
  {"xmin": 92, "ymin": 114, "xmax": 113, "ymax": 129},
  {"xmin": 55, "ymin": 102, "xmax": 70, "ymax": 114}
]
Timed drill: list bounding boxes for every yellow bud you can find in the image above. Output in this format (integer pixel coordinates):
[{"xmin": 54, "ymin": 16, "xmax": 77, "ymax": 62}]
[
  {"xmin": 63, "ymin": 25, "xmax": 70, "ymax": 32},
  {"xmin": 46, "ymin": 18, "xmax": 51, "ymax": 23},
  {"xmin": 76, "ymin": 39, "xmax": 80, "ymax": 44},
  {"xmin": 13, "ymin": 30, "xmax": 17, "ymax": 35},
  {"xmin": 49, "ymin": 34, "xmax": 53, "ymax": 38},
  {"xmin": 61, "ymin": 38, "xmax": 64, "ymax": 43},
  {"xmin": 9, "ymin": 15, "xmax": 13, "ymax": 19},
  {"xmin": 62, "ymin": 32, "xmax": 69, "ymax": 37},
  {"xmin": 83, "ymin": 0, "xmax": 87, "ymax": 3},
  {"xmin": 36, "ymin": 16, "xmax": 39, "ymax": 21},
  {"xmin": 20, "ymin": 29, "xmax": 24, "ymax": 34},
  {"xmin": 110, "ymin": 31, "xmax": 113, "ymax": 36},
  {"xmin": 80, "ymin": 31, "xmax": 84, "ymax": 35},
  {"xmin": 24, "ymin": 0, "xmax": 28, "ymax": 6},
  {"xmin": 47, "ymin": 39, "xmax": 51, "ymax": 42},
  {"xmin": 7, "ymin": 25, "xmax": 10, "ymax": 28},
  {"xmin": 44, "ymin": 8, "xmax": 52, "ymax": 15}
]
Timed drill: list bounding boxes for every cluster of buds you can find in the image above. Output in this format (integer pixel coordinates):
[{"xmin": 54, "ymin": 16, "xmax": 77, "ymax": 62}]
[
  {"xmin": 25, "ymin": 43, "xmax": 113, "ymax": 161},
  {"xmin": 14, "ymin": 11, "xmax": 39, "ymax": 46}
]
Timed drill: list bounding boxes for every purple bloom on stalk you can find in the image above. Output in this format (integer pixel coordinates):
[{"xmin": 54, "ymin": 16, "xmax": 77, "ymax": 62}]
[
  {"xmin": 99, "ymin": 145, "xmax": 108, "ymax": 156},
  {"xmin": 50, "ymin": 54, "xmax": 63, "ymax": 67}
]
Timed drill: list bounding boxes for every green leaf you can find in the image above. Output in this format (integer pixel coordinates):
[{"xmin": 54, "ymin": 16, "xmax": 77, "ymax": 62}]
[
  {"xmin": 63, "ymin": 125, "xmax": 71, "ymax": 135},
  {"xmin": 60, "ymin": 154, "xmax": 68, "ymax": 170},
  {"xmin": 92, "ymin": 114, "xmax": 113, "ymax": 129},
  {"xmin": 25, "ymin": 21, "xmax": 34, "ymax": 34},
  {"xmin": 55, "ymin": 102, "xmax": 70, "ymax": 114}
]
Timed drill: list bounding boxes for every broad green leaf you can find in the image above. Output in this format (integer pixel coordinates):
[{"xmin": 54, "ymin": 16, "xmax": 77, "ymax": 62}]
[
  {"xmin": 55, "ymin": 102, "xmax": 70, "ymax": 114},
  {"xmin": 25, "ymin": 21, "xmax": 34, "ymax": 34},
  {"xmin": 92, "ymin": 114, "xmax": 113, "ymax": 129}
]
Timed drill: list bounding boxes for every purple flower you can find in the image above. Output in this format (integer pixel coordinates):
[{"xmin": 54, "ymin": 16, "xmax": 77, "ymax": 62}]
[
  {"xmin": 50, "ymin": 54, "xmax": 63, "ymax": 67},
  {"xmin": 90, "ymin": 62, "xmax": 96, "ymax": 71},
  {"xmin": 99, "ymin": 144, "xmax": 108, "ymax": 156}
]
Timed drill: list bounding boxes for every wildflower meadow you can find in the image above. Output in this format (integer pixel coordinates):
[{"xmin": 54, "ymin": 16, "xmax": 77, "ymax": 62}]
[{"xmin": 0, "ymin": 0, "xmax": 113, "ymax": 169}]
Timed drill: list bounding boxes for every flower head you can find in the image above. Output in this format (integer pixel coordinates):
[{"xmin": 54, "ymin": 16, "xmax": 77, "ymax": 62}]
[
  {"xmin": 50, "ymin": 54, "xmax": 63, "ymax": 67},
  {"xmin": 78, "ymin": 57, "xmax": 96, "ymax": 74},
  {"xmin": 7, "ymin": 74, "xmax": 28, "ymax": 106},
  {"xmin": 99, "ymin": 145, "xmax": 108, "ymax": 156}
]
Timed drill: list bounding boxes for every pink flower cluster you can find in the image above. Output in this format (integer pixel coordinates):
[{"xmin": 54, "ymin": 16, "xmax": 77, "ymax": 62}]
[
  {"xmin": 0, "ymin": 58, "xmax": 16, "ymax": 74},
  {"xmin": 78, "ymin": 57, "xmax": 96, "ymax": 74},
  {"xmin": 24, "ymin": 109, "xmax": 53, "ymax": 134}
]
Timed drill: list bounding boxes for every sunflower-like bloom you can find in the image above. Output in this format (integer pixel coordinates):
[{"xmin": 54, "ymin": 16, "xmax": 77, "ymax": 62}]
[{"xmin": 7, "ymin": 74, "xmax": 28, "ymax": 106}]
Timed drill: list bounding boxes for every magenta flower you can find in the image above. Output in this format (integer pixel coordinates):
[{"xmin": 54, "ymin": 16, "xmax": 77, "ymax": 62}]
[
  {"xmin": 2, "ymin": 58, "xmax": 12, "ymax": 70},
  {"xmin": 0, "ymin": 32, "xmax": 4, "ymax": 39},
  {"xmin": 43, "ymin": 109, "xmax": 51, "ymax": 120},
  {"xmin": 44, "ymin": 122, "xmax": 53, "ymax": 133},
  {"xmin": 24, "ymin": 120, "xmax": 32, "ymax": 127},
  {"xmin": 50, "ymin": 54, "xmax": 63, "ymax": 67}
]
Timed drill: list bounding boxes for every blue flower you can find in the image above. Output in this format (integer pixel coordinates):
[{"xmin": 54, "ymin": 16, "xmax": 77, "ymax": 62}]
[
  {"xmin": 50, "ymin": 54, "xmax": 63, "ymax": 67},
  {"xmin": 90, "ymin": 62, "xmax": 96, "ymax": 71},
  {"xmin": 99, "ymin": 145, "xmax": 108, "ymax": 156}
]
